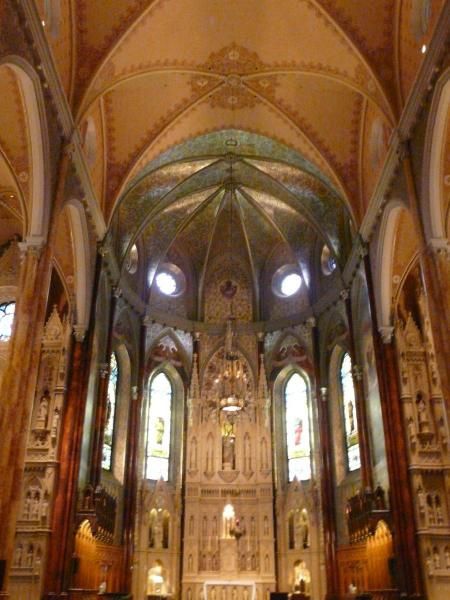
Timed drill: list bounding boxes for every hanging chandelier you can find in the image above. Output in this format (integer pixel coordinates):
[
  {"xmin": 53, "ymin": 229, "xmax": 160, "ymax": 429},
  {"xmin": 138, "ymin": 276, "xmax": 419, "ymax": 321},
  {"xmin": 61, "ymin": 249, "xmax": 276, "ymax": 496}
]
[
  {"xmin": 211, "ymin": 161, "xmax": 251, "ymax": 419},
  {"xmin": 217, "ymin": 316, "xmax": 248, "ymax": 414}
]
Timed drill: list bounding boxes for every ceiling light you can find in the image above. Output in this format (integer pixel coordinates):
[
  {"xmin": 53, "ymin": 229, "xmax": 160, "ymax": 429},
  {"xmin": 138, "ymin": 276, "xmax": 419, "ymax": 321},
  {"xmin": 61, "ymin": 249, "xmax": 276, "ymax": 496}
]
[{"xmin": 421, "ymin": 44, "xmax": 427, "ymax": 54}]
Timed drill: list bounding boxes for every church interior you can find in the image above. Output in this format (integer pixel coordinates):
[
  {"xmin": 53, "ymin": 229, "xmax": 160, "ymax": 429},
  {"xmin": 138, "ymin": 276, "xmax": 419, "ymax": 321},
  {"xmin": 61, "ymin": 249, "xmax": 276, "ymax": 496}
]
[{"xmin": 0, "ymin": 1, "xmax": 449, "ymax": 599}]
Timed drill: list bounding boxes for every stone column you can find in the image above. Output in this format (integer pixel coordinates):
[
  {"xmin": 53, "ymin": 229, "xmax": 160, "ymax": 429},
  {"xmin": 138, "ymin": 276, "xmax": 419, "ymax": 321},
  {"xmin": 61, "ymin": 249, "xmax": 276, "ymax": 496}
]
[
  {"xmin": 341, "ymin": 290, "xmax": 374, "ymax": 490},
  {"xmin": 121, "ymin": 321, "xmax": 146, "ymax": 590},
  {"xmin": 0, "ymin": 240, "xmax": 51, "ymax": 595},
  {"xmin": 43, "ymin": 250, "xmax": 103, "ymax": 598},
  {"xmin": 89, "ymin": 285, "xmax": 119, "ymax": 487},
  {"xmin": 364, "ymin": 253, "xmax": 424, "ymax": 598},
  {"xmin": 311, "ymin": 324, "xmax": 339, "ymax": 600}
]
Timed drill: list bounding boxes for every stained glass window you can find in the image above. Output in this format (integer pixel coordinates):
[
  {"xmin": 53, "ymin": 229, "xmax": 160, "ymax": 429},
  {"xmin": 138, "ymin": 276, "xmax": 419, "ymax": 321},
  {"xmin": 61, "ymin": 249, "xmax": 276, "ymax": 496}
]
[
  {"xmin": 0, "ymin": 302, "xmax": 16, "ymax": 341},
  {"xmin": 285, "ymin": 372, "xmax": 311, "ymax": 481},
  {"xmin": 146, "ymin": 372, "xmax": 172, "ymax": 481},
  {"xmin": 102, "ymin": 352, "xmax": 118, "ymax": 470},
  {"xmin": 340, "ymin": 353, "xmax": 360, "ymax": 471}
]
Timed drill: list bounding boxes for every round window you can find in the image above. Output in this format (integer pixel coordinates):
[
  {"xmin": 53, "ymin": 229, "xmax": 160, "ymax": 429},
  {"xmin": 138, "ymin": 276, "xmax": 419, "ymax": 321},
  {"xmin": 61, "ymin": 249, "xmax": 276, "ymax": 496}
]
[
  {"xmin": 272, "ymin": 265, "xmax": 302, "ymax": 298},
  {"xmin": 321, "ymin": 245, "xmax": 337, "ymax": 276},
  {"xmin": 152, "ymin": 263, "xmax": 186, "ymax": 297}
]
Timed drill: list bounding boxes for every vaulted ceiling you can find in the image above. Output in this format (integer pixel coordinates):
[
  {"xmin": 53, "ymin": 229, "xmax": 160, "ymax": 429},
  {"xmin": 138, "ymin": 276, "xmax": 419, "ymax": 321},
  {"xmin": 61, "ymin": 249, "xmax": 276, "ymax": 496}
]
[
  {"xmin": 27, "ymin": 0, "xmax": 448, "ymax": 321},
  {"xmin": 34, "ymin": 0, "xmax": 446, "ymax": 220}
]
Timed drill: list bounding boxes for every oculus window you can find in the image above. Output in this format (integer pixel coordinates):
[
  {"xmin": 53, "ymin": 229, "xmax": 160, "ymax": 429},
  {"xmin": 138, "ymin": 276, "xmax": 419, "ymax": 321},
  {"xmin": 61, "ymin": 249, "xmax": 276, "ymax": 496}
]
[
  {"xmin": 0, "ymin": 302, "xmax": 16, "ymax": 341},
  {"xmin": 340, "ymin": 353, "xmax": 360, "ymax": 472},
  {"xmin": 145, "ymin": 372, "xmax": 173, "ymax": 481},
  {"xmin": 102, "ymin": 352, "xmax": 119, "ymax": 470},
  {"xmin": 152, "ymin": 263, "xmax": 186, "ymax": 297},
  {"xmin": 272, "ymin": 265, "xmax": 302, "ymax": 298},
  {"xmin": 285, "ymin": 372, "xmax": 311, "ymax": 481}
]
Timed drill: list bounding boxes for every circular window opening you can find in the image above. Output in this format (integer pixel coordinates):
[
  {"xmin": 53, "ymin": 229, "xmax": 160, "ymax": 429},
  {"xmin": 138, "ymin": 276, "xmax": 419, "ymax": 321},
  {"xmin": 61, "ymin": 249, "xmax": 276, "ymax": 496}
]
[
  {"xmin": 272, "ymin": 265, "xmax": 302, "ymax": 298},
  {"xmin": 153, "ymin": 263, "xmax": 186, "ymax": 297},
  {"xmin": 321, "ymin": 245, "xmax": 337, "ymax": 276},
  {"xmin": 125, "ymin": 244, "xmax": 139, "ymax": 274}
]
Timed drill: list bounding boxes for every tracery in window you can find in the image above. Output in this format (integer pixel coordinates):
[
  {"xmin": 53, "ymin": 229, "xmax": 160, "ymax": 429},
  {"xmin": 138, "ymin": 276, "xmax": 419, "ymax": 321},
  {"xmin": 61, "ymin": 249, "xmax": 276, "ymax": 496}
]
[
  {"xmin": 102, "ymin": 352, "xmax": 118, "ymax": 470},
  {"xmin": 0, "ymin": 301, "xmax": 16, "ymax": 341},
  {"xmin": 146, "ymin": 372, "xmax": 172, "ymax": 481},
  {"xmin": 285, "ymin": 372, "xmax": 311, "ymax": 481},
  {"xmin": 340, "ymin": 353, "xmax": 360, "ymax": 471}
]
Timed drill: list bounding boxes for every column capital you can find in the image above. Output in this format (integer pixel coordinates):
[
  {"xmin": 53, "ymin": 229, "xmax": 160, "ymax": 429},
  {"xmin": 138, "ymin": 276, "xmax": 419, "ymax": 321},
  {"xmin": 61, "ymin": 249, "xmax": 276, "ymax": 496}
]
[
  {"xmin": 428, "ymin": 237, "xmax": 450, "ymax": 258},
  {"xmin": 18, "ymin": 237, "xmax": 45, "ymax": 260},
  {"xmin": 73, "ymin": 324, "xmax": 87, "ymax": 342},
  {"xmin": 378, "ymin": 325, "xmax": 394, "ymax": 344}
]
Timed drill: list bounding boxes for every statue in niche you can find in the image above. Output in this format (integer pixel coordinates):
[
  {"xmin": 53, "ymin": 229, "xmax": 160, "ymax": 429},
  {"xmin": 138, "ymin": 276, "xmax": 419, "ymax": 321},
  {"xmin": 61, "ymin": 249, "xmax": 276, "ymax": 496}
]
[
  {"xmin": 187, "ymin": 589, "xmax": 192, "ymax": 600},
  {"xmin": 250, "ymin": 516, "xmax": 256, "ymax": 537},
  {"xmin": 445, "ymin": 546, "xmax": 450, "ymax": 569},
  {"xmin": 243, "ymin": 588, "xmax": 249, "ymax": 600},
  {"xmin": 232, "ymin": 587, "xmax": 238, "ymax": 600},
  {"xmin": 222, "ymin": 422, "xmax": 236, "ymax": 470},
  {"xmin": 221, "ymin": 587, "xmax": 226, "ymax": 600},
  {"xmin": 14, "ymin": 544, "xmax": 23, "ymax": 567},
  {"xmin": 23, "ymin": 492, "xmax": 32, "ymax": 519},
  {"xmin": 189, "ymin": 515, "xmax": 195, "ymax": 536},
  {"xmin": 433, "ymin": 547, "xmax": 441, "ymax": 569},
  {"xmin": 416, "ymin": 393, "xmax": 430, "ymax": 432},
  {"xmin": 51, "ymin": 408, "xmax": 60, "ymax": 440},
  {"xmin": 211, "ymin": 587, "xmax": 217, "ymax": 600},
  {"xmin": 212, "ymin": 516, "xmax": 218, "ymax": 537},
  {"xmin": 264, "ymin": 554, "xmax": 270, "ymax": 571},
  {"xmin": 36, "ymin": 390, "xmax": 50, "ymax": 428},
  {"xmin": 417, "ymin": 486, "xmax": 426, "ymax": 516},
  {"xmin": 202, "ymin": 516, "xmax": 208, "ymax": 538},
  {"xmin": 188, "ymin": 554, "xmax": 193, "ymax": 571},
  {"xmin": 26, "ymin": 545, "xmax": 34, "ymax": 567},
  {"xmin": 263, "ymin": 515, "xmax": 269, "ymax": 536},
  {"xmin": 31, "ymin": 492, "xmax": 40, "ymax": 520},
  {"xmin": 40, "ymin": 493, "xmax": 49, "ymax": 523}
]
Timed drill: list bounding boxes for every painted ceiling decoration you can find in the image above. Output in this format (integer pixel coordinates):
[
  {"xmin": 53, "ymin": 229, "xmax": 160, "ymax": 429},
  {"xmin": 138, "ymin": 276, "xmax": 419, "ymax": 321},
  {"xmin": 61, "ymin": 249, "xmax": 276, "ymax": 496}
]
[{"xmin": 27, "ymin": 0, "xmax": 446, "ymax": 324}]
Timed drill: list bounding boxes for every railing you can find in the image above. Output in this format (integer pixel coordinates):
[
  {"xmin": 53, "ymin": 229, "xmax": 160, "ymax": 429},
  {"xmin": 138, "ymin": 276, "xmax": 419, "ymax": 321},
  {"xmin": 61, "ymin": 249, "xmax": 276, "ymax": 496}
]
[{"xmin": 346, "ymin": 486, "xmax": 390, "ymax": 543}]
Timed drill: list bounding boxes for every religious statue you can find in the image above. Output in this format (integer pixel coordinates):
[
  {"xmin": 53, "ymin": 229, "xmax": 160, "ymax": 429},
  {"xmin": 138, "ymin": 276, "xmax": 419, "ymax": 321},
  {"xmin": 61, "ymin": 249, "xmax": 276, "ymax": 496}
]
[
  {"xmin": 14, "ymin": 545, "xmax": 23, "ymax": 567},
  {"xmin": 155, "ymin": 416, "xmax": 165, "ymax": 445},
  {"xmin": 36, "ymin": 390, "xmax": 50, "ymax": 428}
]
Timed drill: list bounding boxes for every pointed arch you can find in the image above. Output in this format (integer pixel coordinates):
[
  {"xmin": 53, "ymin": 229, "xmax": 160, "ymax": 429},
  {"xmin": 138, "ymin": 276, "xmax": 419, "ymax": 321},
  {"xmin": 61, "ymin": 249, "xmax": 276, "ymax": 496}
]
[
  {"xmin": 0, "ymin": 56, "xmax": 50, "ymax": 243},
  {"xmin": 65, "ymin": 199, "xmax": 92, "ymax": 331},
  {"xmin": 422, "ymin": 67, "xmax": 450, "ymax": 244}
]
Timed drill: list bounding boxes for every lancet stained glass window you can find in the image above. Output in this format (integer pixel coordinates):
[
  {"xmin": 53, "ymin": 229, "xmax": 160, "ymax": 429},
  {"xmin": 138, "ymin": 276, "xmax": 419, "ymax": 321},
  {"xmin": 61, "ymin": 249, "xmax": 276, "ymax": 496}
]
[
  {"xmin": 285, "ymin": 372, "xmax": 311, "ymax": 481},
  {"xmin": 340, "ymin": 353, "xmax": 361, "ymax": 471},
  {"xmin": 102, "ymin": 352, "xmax": 118, "ymax": 470},
  {"xmin": 0, "ymin": 302, "xmax": 15, "ymax": 341},
  {"xmin": 146, "ymin": 372, "xmax": 172, "ymax": 481}
]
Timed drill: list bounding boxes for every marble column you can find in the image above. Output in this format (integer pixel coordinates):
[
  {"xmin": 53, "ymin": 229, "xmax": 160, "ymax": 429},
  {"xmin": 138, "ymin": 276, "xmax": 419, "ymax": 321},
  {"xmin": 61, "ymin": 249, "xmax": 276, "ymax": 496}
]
[
  {"xmin": 311, "ymin": 324, "xmax": 339, "ymax": 600},
  {"xmin": 0, "ymin": 240, "xmax": 51, "ymax": 594},
  {"xmin": 364, "ymin": 248, "xmax": 424, "ymax": 598},
  {"xmin": 121, "ymin": 321, "xmax": 146, "ymax": 590},
  {"xmin": 341, "ymin": 290, "xmax": 374, "ymax": 490}
]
